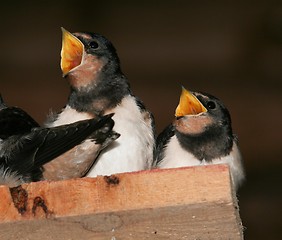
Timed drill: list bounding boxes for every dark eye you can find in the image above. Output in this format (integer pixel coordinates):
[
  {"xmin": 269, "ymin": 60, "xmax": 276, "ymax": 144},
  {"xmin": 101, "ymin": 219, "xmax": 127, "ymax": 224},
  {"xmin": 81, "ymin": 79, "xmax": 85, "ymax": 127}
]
[
  {"xmin": 89, "ymin": 41, "xmax": 99, "ymax": 49},
  {"xmin": 207, "ymin": 101, "xmax": 216, "ymax": 109}
]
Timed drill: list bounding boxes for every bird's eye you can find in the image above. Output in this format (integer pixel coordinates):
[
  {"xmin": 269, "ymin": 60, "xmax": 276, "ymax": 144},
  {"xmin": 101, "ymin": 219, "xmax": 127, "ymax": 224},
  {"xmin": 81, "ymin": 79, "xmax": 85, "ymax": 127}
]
[
  {"xmin": 89, "ymin": 41, "xmax": 99, "ymax": 49},
  {"xmin": 207, "ymin": 101, "xmax": 216, "ymax": 109}
]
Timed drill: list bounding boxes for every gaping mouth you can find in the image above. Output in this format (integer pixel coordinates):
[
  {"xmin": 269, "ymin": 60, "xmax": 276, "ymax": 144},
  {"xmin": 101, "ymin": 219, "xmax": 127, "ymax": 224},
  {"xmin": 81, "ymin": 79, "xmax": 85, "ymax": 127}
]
[
  {"xmin": 60, "ymin": 27, "xmax": 84, "ymax": 76},
  {"xmin": 175, "ymin": 86, "xmax": 207, "ymax": 117}
]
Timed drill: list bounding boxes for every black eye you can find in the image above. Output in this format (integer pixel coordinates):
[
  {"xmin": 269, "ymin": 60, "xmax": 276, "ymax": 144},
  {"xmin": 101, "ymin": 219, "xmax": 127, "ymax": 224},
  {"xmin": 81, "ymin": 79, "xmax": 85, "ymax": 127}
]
[
  {"xmin": 207, "ymin": 101, "xmax": 216, "ymax": 109},
  {"xmin": 89, "ymin": 41, "xmax": 99, "ymax": 49}
]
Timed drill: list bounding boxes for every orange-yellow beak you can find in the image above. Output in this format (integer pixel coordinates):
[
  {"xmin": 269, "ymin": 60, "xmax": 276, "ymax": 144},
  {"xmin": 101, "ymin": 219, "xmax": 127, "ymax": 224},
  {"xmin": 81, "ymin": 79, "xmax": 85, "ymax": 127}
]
[
  {"xmin": 175, "ymin": 87, "xmax": 207, "ymax": 117},
  {"xmin": 60, "ymin": 27, "xmax": 84, "ymax": 76}
]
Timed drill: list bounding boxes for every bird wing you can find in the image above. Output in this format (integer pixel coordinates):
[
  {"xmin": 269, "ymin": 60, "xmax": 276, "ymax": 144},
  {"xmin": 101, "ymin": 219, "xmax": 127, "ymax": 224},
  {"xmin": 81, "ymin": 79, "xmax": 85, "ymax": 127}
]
[
  {"xmin": 6, "ymin": 114, "xmax": 115, "ymax": 175},
  {"xmin": 154, "ymin": 124, "xmax": 175, "ymax": 166},
  {"xmin": 32, "ymin": 114, "xmax": 116, "ymax": 168}
]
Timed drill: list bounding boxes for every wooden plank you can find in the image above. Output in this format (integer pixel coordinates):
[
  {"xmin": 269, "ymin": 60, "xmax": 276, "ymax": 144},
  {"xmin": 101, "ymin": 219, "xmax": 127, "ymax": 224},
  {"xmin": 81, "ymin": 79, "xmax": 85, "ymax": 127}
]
[{"xmin": 0, "ymin": 164, "xmax": 243, "ymax": 239}]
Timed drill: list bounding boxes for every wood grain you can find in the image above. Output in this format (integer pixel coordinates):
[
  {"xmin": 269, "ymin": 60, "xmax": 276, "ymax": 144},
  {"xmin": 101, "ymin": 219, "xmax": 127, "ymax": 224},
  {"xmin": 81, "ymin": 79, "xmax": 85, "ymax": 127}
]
[{"xmin": 0, "ymin": 164, "xmax": 243, "ymax": 239}]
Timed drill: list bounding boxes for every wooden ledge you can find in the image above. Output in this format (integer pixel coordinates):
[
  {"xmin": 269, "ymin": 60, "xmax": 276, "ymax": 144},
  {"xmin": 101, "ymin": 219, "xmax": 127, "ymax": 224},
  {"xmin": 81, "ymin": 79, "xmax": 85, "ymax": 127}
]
[{"xmin": 0, "ymin": 164, "xmax": 243, "ymax": 239}]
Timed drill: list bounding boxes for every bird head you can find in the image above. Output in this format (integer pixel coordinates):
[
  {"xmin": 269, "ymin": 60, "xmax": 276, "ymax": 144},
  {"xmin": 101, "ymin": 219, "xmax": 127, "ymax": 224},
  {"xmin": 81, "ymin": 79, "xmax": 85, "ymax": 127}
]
[
  {"xmin": 60, "ymin": 28, "xmax": 121, "ymax": 88},
  {"xmin": 174, "ymin": 86, "xmax": 232, "ymax": 136}
]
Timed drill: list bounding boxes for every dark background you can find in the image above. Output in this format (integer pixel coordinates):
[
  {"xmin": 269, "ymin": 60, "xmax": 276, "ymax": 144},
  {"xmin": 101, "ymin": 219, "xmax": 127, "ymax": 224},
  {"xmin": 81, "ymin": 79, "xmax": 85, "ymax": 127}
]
[{"xmin": 0, "ymin": 1, "xmax": 281, "ymax": 239}]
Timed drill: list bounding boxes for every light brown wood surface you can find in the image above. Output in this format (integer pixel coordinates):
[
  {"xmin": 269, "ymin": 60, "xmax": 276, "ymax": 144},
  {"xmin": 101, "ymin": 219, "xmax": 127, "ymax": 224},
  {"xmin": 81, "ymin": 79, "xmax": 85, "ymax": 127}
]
[{"xmin": 0, "ymin": 164, "xmax": 243, "ymax": 239}]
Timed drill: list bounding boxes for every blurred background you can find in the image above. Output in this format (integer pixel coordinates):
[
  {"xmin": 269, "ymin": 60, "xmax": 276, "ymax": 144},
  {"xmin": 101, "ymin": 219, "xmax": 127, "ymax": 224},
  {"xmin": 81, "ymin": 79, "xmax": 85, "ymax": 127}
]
[{"xmin": 0, "ymin": 1, "xmax": 281, "ymax": 239}]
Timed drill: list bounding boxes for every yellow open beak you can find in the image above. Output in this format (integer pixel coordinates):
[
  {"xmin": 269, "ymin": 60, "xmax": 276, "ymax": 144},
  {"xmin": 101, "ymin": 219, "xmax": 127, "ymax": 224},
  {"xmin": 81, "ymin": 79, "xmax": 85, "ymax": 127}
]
[
  {"xmin": 175, "ymin": 87, "xmax": 207, "ymax": 117},
  {"xmin": 60, "ymin": 27, "xmax": 84, "ymax": 76}
]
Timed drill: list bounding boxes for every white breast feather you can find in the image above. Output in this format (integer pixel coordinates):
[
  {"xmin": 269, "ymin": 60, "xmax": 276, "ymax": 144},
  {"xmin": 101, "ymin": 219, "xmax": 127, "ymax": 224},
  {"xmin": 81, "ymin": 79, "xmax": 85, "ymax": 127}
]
[
  {"xmin": 46, "ymin": 105, "xmax": 93, "ymax": 127},
  {"xmin": 159, "ymin": 135, "xmax": 201, "ymax": 168},
  {"xmin": 86, "ymin": 95, "xmax": 155, "ymax": 177},
  {"xmin": 159, "ymin": 136, "xmax": 244, "ymax": 190},
  {"xmin": 46, "ymin": 96, "xmax": 154, "ymax": 177}
]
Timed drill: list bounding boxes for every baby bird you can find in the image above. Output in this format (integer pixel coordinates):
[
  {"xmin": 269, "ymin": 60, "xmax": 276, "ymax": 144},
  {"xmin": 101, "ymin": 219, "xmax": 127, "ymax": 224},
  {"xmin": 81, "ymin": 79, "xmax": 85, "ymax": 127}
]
[
  {"xmin": 46, "ymin": 28, "xmax": 155, "ymax": 177},
  {"xmin": 154, "ymin": 87, "xmax": 245, "ymax": 191}
]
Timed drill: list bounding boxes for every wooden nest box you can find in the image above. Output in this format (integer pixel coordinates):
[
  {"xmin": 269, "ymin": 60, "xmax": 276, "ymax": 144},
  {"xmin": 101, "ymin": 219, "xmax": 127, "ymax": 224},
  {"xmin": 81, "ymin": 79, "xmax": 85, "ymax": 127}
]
[{"xmin": 0, "ymin": 164, "xmax": 244, "ymax": 239}]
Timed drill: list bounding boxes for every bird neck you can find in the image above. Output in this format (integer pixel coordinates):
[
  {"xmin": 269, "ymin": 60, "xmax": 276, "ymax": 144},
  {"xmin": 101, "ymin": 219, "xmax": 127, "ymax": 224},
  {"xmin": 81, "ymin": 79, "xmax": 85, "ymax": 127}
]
[
  {"xmin": 67, "ymin": 73, "xmax": 131, "ymax": 115},
  {"xmin": 176, "ymin": 124, "xmax": 234, "ymax": 162}
]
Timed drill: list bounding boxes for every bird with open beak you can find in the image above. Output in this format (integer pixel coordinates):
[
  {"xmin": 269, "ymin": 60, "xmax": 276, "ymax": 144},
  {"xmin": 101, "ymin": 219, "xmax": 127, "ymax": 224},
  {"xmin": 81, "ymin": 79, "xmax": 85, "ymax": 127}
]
[
  {"xmin": 45, "ymin": 28, "xmax": 155, "ymax": 177},
  {"xmin": 154, "ymin": 87, "xmax": 245, "ymax": 191}
]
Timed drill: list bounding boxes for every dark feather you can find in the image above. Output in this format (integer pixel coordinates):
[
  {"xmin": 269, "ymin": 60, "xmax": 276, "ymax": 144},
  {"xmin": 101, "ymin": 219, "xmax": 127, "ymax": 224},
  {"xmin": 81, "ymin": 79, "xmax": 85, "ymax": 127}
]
[
  {"xmin": 154, "ymin": 124, "xmax": 175, "ymax": 165},
  {"xmin": 0, "ymin": 96, "xmax": 117, "ymax": 186}
]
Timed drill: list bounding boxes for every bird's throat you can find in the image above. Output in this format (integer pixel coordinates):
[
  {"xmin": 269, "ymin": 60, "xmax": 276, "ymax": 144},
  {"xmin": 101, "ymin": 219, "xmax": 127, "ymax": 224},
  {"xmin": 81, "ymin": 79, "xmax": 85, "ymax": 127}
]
[{"xmin": 66, "ymin": 54, "xmax": 104, "ymax": 90}]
